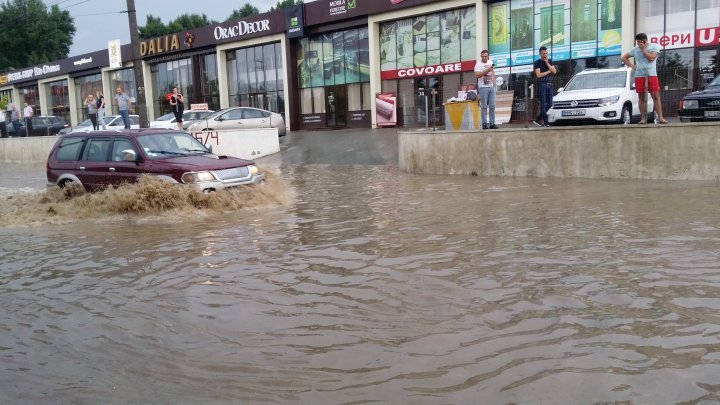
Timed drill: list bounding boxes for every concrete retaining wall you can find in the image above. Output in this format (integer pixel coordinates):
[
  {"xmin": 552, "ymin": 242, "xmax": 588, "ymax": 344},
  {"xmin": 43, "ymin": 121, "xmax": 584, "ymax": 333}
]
[
  {"xmin": 399, "ymin": 122, "xmax": 720, "ymax": 181},
  {"xmin": 0, "ymin": 128, "xmax": 280, "ymax": 164},
  {"xmin": 0, "ymin": 136, "xmax": 57, "ymax": 164}
]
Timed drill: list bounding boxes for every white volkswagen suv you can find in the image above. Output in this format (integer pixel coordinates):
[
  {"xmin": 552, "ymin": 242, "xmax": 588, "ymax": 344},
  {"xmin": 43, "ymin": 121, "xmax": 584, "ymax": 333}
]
[{"xmin": 547, "ymin": 67, "xmax": 654, "ymax": 126}]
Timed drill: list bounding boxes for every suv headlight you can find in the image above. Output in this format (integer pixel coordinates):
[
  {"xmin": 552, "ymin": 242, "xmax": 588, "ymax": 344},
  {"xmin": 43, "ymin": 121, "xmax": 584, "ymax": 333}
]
[
  {"xmin": 682, "ymin": 99, "xmax": 699, "ymax": 109},
  {"xmin": 181, "ymin": 171, "xmax": 216, "ymax": 183},
  {"xmin": 598, "ymin": 96, "xmax": 620, "ymax": 106},
  {"xmin": 248, "ymin": 165, "xmax": 259, "ymax": 176}
]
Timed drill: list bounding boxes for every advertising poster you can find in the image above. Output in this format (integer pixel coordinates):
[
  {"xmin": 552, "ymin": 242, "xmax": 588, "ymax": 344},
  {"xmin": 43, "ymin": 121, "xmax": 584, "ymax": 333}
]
[
  {"xmin": 511, "ymin": 0, "xmax": 534, "ymax": 66},
  {"xmin": 460, "ymin": 7, "xmax": 476, "ymax": 62},
  {"xmin": 375, "ymin": 93, "xmax": 397, "ymax": 127},
  {"xmin": 397, "ymin": 19, "xmax": 413, "ymax": 69},
  {"xmin": 441, "ymin": 9, "xmax": 462, "ymax": 64},
  {"xmin": 489, "ymin": 2, "xmax": 511, "ymax": 67},
  {"xmin": 598, "ymin": 0, "xmax": 622, "ymax": 55},
  {"xmin": 380, "ymin": 22, "xmax": 398, "ymax": 71},
  {"xmin": 571, "ymin": 0, "xmax": 597, "ymax": 58}
]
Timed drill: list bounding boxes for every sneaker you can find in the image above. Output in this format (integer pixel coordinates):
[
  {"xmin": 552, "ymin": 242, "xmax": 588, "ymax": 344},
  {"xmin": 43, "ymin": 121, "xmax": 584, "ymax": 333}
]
[
  {"xmin": 544, "ymin": 123, "xmax": 551, "ymax": 127},
  {"xmin": 489, "ymin": 124, "xmax": 498, "ymax": 129},
  {"xmin": 533, "ymin": 120, "xmax": 543, "ymax": 127},
  {"xmin": 482, "ymin": 123, "xmax": 489, "ymax": 129}
]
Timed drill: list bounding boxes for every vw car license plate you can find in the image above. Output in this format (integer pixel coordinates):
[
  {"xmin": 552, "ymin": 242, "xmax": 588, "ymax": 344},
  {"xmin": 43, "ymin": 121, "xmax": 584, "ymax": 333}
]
[{"xmin": 561, "ymin": 109, "xmax": 585, "ymax": 116}]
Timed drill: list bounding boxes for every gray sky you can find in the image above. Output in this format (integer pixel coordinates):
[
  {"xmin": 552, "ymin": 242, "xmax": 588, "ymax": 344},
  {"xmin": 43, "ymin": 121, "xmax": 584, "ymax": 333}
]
[{"xmin": 56, "ymin": 0, "xmax": 293, "ymax": 56}]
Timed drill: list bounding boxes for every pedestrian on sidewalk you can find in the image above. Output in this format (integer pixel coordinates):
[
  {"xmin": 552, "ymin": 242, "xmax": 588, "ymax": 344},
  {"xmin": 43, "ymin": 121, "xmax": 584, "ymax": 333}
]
[
  {"xmin": 474, "ymin": 50, "xmax": 498, "ymax": 129},
  {"xmin": 621, "ymin": 32, "xmax": 668, "ymax": 124},
  {"xmin": 533, "ymin": 46, "xmax": 556, "ymax": 127}
]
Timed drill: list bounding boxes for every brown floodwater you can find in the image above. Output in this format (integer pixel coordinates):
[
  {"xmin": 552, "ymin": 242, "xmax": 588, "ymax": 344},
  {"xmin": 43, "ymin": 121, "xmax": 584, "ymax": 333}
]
[{"xmin": 2, "ymin": 158, "xmax": 720, "ymax": 403}]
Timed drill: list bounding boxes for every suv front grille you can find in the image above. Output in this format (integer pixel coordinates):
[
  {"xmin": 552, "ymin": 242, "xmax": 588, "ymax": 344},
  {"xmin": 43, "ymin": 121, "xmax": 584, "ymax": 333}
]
[
  {"xmin": 213, "ymin": 166, "xmax": 250, "ymax": 181},
  {"xmin": 699, "ymin": 98, "xmax": 720, "ymax": 108},
  {"xmin": 553, "ymin": 99, "xmax": 601, "ymax": 109}
]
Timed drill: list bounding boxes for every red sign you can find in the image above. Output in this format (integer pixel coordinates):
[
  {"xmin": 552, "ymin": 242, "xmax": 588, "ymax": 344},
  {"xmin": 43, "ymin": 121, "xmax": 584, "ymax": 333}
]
[
  {"xmin": 696, "ymin": 27, "xmax": 720, "ymax": 47},
  {"xmin": 381, "ymin": 60, "xmax": 476, "ymax": 80}
]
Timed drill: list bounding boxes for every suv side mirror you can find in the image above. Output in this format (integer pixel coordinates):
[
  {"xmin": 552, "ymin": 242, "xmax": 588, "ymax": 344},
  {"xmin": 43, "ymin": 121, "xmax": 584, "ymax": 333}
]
[
  {"xmin": 557, "ymin": 87, "xmax": 564, "ymax": 93},
  {"xmin": 122, "ymin": 149, "xmax": 138, "ymax": 162}
]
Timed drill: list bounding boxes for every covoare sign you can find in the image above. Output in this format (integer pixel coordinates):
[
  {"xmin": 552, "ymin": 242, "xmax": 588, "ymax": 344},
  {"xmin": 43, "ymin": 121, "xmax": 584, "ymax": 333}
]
[{"xmin": 381, "ymin": 61, "xmax": 475, "ymax": 80}]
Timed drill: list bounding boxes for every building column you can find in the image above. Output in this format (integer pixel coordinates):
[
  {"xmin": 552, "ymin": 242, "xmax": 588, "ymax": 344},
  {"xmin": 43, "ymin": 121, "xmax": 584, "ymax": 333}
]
[{"xmin": 216, "ymin": 49, "xmax": 229, "ymax": 109}]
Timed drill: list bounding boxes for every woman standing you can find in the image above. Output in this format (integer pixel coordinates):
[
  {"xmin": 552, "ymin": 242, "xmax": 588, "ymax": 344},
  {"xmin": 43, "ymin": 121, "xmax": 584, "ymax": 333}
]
[
  {"xmin": 169, "ymin": 87, "xmax": 184, "ymax": 130},
  {"xmin": 85, "ymin": 94, "xmax": 98, "ymax": 130},
  {"xmin": 95, "ymin": 90, "xmax": 107, "ymax": 130}
]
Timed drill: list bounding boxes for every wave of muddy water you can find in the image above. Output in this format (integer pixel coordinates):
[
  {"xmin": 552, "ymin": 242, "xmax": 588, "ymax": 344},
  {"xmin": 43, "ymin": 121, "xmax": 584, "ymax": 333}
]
[{"xmin": 2, "ymin": 162, "xmax": 720, "ymax": 403}]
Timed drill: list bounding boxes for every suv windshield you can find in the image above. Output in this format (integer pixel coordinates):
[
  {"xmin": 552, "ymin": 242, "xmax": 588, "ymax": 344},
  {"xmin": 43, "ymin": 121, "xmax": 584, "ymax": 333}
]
[
  {"xmin": 565, "ymin": 71, "xmax": 627, "ymax": 90},
  {"xmin": 138, "ymin": 132, "xmax": 210, "ymax": 159}
]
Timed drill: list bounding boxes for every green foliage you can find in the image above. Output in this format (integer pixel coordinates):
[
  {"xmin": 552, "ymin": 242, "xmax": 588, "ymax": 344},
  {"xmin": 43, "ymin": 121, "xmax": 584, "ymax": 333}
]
[
  {"xmin": 138, "ymin": 13, "xmax": 218, "ymax": 39},
  {"xmin": 227, "ymin": 4, "xmax": 260, "ymax": 21},
  {"xmin": 0, "ymin": 95, "xmax": 8, "ymax": 111},
  {"xmin": 270, "ymin": 0, "xmax": 304, "ymax": 11},
  {"xmin": 0, "ymin": 0, "xmax": 75, "ymax": 71}
]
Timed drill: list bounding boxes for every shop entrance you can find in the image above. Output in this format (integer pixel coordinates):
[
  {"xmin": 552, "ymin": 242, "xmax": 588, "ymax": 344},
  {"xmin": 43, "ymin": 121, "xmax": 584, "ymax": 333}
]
[
  {"xmin": 414, "ymin": 77, "xmax": 442, "ymax": 127},
  {"xmin": 326, "ymin": 85, "xmax": 347, "ymax": 128},
  {"xmin": 249, "ymin": 93, "xmax": 267, "ymax": 110}
]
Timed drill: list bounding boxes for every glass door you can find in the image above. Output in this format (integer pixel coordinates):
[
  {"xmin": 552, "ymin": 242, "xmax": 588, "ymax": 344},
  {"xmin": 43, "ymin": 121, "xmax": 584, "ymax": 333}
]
[
  {"xmin": 249, "ymin": 93, "xmax": 267, "ymax": 110},
  {"xmin": 326, "ymin": 85, "xmax": 347, "ymax": 127},
  {"xmin": 414, "ymin": 77, "xmax": 441, "ymax": 127},
  {"xmin": 697, "ymin": 48, "xmax": 719, "ymax": 89}
]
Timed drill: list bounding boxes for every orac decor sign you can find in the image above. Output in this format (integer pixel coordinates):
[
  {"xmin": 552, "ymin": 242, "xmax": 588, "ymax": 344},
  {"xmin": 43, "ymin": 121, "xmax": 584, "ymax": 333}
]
[
  {"xmin": 214, "ymin": 19, "xmax": 271, "ymax": 40},
  {"xmin": 381, "ymin": 61, "xmax": 476, "ymax": 80}
]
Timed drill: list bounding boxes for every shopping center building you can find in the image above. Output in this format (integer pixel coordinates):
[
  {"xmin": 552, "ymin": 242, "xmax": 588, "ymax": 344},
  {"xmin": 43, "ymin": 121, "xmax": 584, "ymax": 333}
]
[{"xmin": 0, "ymin": 0, "xmax": 718, "ymax": 131}]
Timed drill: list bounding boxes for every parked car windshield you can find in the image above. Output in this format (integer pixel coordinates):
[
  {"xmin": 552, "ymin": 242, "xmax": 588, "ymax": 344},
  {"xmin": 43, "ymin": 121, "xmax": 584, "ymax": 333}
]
[
  {"xmin": 137, "ymin": 132, "xmax": 210, "ymax": 159},
  {"xmin": 565, "ymin": 71, "xmax": 627, "ymax": 90},
  {"xmin": 709, "ymin": 75, "xmax": 720, "ymax": 87},
  {"xmin": 155, "ymin": 113, "xmax": 175, "ymax": 122}
]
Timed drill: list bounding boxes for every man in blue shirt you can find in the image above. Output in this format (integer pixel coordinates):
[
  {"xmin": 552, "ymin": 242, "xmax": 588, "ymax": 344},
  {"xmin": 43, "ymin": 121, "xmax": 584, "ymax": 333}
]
[
  {"xmin": 533, "ymin": 46, "xmax": 556, "ymax": 127},
  {"xmin": 621, "ymin": 33, "xmax": 668, "ymax": 124},
  {"xmin": 114, "ymin": 86, "xmax": 132, "ymax": 129}
]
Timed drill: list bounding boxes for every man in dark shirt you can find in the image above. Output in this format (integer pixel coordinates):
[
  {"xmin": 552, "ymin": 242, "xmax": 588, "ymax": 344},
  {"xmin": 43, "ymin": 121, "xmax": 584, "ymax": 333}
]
[{"xmin": 533, "ymin": 46, "xmax": 557, "ymax": 127}]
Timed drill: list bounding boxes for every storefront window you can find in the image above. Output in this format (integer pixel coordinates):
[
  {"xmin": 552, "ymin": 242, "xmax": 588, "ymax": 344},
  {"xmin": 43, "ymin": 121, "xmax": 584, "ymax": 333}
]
[
  {"xmin": 74, "ymin": 73, "xmax": 102, "ymax": 124},
  {"xmin": 637, "ymin": 0, "xmax": 664, "ymax": 34},
  {"xmin": 199, "ymin": 53, "xmax": 220, "ymax": 111},
  {"xmin": 45, "ymin": 79, "xmax": 70, "ymax": 123},
  {"xmin": 108, "ymin": 68, "xmax": 136, "ymax": 115},
  {"xmin": 150, "ymin": 58, "xmax": 192, "ymax": 118},
  {"xmin": 19, "ymin": 85, "xmax": 39, "ymax": 115},
  {"xmin": 697, "ymin": 0, "xmax": 720, "ymax": 28},
  {"xmin": 659, "ymin": 48, "xmax": 694, "ymax": 90},
  {"xmin": 226, "ymin": 42, "xmax": 284, "ymax": 114}
]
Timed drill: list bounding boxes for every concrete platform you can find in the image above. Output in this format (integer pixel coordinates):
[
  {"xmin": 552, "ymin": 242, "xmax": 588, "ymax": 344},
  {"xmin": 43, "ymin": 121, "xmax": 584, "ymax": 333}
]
[{"xmin": 399, "ymin": 122, "xmax": 720, "ymax": 181}]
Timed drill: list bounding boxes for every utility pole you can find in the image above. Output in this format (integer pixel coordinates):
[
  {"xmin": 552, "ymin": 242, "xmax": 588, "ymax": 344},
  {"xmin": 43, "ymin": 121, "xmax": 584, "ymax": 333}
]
[{"xmin": 126, "ymin": 0, "xmax": 148, "ymax": 128}]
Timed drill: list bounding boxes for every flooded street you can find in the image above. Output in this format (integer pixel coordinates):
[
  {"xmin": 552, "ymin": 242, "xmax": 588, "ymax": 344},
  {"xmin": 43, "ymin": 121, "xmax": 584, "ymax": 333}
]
[{"xmin": 2, "ymin": 131, "xmax": 720, "ymax": 403}]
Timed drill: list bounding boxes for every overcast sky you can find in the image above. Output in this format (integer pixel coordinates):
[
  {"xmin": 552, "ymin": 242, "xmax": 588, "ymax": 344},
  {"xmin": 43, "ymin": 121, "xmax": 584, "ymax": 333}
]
[{"xmin": 56, "ymin": 0, "xmax": 306, "ymax": 56}]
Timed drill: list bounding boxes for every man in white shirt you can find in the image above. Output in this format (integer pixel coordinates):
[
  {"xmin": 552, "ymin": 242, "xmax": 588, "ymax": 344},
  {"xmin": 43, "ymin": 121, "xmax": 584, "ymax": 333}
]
[
  {"xmin": 23, "ymin": 102, "xmax": 33, "ymax": 137},
  {"xmin": 474, "ymin": 50, "xmax": 498, "ymax": 129}
]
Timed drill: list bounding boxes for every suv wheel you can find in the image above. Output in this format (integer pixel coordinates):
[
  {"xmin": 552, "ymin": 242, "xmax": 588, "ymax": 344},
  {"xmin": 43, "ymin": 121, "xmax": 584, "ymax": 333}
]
[{"xmin": 621, "ymin": 105, "xmax": 631, "ymax": 125}]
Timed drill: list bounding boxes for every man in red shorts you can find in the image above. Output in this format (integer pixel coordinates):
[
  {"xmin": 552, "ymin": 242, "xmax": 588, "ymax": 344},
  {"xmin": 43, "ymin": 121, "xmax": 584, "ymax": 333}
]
[{"xmin": 621, "ymin": 33, "xmax": 667, "ymax": 124}]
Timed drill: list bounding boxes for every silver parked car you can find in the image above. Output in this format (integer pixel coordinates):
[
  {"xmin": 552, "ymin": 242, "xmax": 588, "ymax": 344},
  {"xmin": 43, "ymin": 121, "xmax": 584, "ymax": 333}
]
[
  {"xmin": 59, "ymin": 115, "xmax": 140, "ymax": 135},
  {"xmin": 149, "ymin": 110, "xmax": 215, "ymax": 129},
  {"xmin": 186, "ymin": 107, "xmax": 286, "ymax": 136}
]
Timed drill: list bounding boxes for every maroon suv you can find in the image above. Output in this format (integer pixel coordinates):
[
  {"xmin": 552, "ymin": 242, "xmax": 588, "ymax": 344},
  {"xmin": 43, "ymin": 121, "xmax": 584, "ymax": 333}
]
[{"xmin": 46, "ymin": 129, "xmax": 264, "ymax": 192}]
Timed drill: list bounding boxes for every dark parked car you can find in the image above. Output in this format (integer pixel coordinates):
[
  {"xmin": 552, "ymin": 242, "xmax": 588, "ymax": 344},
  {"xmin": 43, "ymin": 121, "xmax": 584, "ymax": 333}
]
[
  {"xmin": 678, "ymin": 74, "xmax": 720, "ymax": 122},
  {"xmin": 46, "ymin": 128, "xmax": 264, "ymax": 192},
  {"xmin": 8, "ymin": 115, "xmax": 69, "ymax": 137}
]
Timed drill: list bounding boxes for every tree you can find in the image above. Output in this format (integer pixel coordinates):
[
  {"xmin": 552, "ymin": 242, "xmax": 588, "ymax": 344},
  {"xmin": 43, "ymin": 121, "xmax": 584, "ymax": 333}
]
[
  {"xmin": 227, "ymin": 4, "xmax": 260, "ymax": 21},
  {"xmin": 270, "ymin": 0, "xmax": 304, "ymax": 11},
  {"xmin": 138, "ymin": 13, "xmax": 218, "ymax": 39},
  {"xmin": 0, "ymin": 0, "xmax": 75, "ymax": 71}
]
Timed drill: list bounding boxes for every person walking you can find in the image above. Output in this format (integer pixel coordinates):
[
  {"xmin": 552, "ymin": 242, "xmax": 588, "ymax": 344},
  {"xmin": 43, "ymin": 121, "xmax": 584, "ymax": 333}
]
[
  {"xmin": 10, "ymin": 104, "xmax": 21, "ymax": 137},
  {"xmin": 621, "ymin": 33, "xmax": 668, "ymax": 124},
  {"xmin": 474, "ymin": 50, "xmax": 498, "ymax": 129},
  {"xmin": 85, "ymin": 94, "xmax": 98, "ymax": 130},
  {"xmin": 95, "ymin": 90, "xmax": 107, "ymax": 130},
  {"xmin": 533, "ymin": 46, "xmax": 556, "ymax": 127},
  {"xmin": 114, "ymin": 86, "xmax": 132, "ymax": 129},
  {"xmin": 169, "ymin": 87, "xmax": 185, "ymax": 131},
  {"xmin": 0, "ymin": 107, "xmax": 6, "ymax": 138},
  {"xmin": 23, "ymin": 102, "xmax": 33, "ymax": 137}
]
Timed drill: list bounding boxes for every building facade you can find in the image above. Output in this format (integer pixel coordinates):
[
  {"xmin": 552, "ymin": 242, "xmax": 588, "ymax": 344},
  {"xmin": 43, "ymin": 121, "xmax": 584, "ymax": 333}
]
[{"xmin": 1, "ymin": 0, "xmax": 718, "ymax": 131}]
